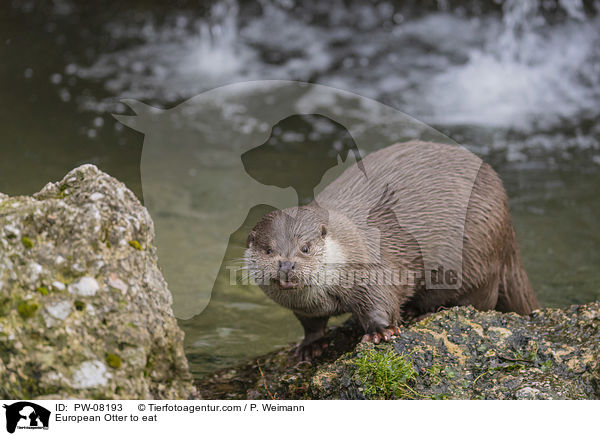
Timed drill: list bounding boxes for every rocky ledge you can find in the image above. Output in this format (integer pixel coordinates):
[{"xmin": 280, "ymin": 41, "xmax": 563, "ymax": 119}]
[
  {"xmin": 0, "ymin": 165, "xmax": 196, "ymax": 399},
  {"xmin": 198, "ymin": 303, "xmax": 600, "ymax": 400}
]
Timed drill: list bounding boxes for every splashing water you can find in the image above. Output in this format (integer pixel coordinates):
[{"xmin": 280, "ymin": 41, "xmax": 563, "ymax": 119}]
[
  {"xmin": 68, "ymin": 0, "xmax": 600, "ymax": 141},
  {"xmin": 184, "ymin": 0, "xmax": 245, "ymax": 78},
  {"xmin": 419, "ymin": 0, "xmax": 600, "ymax": 130}
]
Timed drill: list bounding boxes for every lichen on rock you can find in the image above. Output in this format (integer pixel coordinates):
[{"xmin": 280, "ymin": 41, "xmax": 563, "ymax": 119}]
[{"xmin": 0, "ymin": 165, "xmax": 196, "ymax": 399}]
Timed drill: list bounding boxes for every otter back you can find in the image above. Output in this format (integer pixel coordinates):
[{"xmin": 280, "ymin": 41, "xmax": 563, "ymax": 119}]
[{"xmin": 246, "ymin": 140, "xmax": 539, "ymax": 355}]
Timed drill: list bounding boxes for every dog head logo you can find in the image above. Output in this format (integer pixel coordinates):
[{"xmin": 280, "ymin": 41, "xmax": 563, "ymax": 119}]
[
  {"xmin": 113, "ymin": 80, "xmax": 481, "ymax": 319},
  {"xmin": 3, "ymin": 402, "xmax": 50, "ymax": 433}
]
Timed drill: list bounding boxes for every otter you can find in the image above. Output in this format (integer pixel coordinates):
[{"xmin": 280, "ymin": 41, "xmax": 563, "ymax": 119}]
[{"xmin": 245, "ymin": 141, "xmax": 539, "ymax": 359}]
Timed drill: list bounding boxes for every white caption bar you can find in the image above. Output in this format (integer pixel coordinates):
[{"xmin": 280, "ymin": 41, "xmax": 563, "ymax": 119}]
[{"xmin": 0, "ymin": 400, "xmax": 595, "ymax": 436}]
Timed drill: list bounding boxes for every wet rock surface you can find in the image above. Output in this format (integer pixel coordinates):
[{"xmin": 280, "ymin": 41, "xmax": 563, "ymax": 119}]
[
  {"xmin": 0, "ymin": 165, "xmax": 196, "ymax": 399},
  {"xmin": 197, "ymin": 303, "xmax": 600, "ymax": 400}
]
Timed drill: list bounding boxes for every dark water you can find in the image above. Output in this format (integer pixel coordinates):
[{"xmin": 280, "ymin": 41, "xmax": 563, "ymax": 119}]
[{"xmin": 1, "ymin": 0, "xmax": 599, "ymax": 377}]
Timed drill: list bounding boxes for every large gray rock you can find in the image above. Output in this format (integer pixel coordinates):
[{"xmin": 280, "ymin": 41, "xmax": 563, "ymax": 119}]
[
  {"xmin": 198, "ymin": 303, "xmax": 600, "ymax": 400},
  {"xmin": 0, "ymin": 165, "xmax": 196, "ymax": 399}
]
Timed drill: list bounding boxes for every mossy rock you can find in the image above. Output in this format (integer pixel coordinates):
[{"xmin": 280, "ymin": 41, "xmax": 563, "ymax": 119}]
[
  {"xmin": 0, "ymin": 165, "xmax": 196, "ymax": 399},
  {"xmin": 198, "ymin": 302, "xmax": 600, "ymax": 400}
]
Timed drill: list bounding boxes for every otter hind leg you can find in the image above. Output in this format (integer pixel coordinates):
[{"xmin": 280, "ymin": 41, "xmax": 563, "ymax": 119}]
[{"xmin": 458, "ymin": 274, "xmax": 500, "ymax": 311}]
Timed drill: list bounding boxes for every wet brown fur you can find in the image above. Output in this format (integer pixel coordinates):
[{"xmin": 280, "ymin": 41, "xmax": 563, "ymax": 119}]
[{"xmin": 245, "ymin": 141, "xmax": 539, "ymax": 354}]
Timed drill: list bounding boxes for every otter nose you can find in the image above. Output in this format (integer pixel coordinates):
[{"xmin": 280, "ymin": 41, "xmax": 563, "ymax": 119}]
[{"xmin": 278, "ymin": 260, "xmax": 296, "ymax": 273}]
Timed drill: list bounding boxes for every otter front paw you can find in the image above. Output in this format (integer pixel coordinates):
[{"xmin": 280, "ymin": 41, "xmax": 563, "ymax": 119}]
[
  {"xmin": 294, "ymin": 338, "xmax": 329, "ymax": 361},
  {"xmin": 360, "ymin": 325, "xmax": 401, "ymax": 344}
]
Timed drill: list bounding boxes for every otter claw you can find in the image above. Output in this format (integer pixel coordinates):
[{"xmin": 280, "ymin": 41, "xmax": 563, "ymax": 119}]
[
  {"xmin": 360, "ymin": 325, "xmax": 401, "ymax": 344},
  {"xmin": 295, "ymin": 340, "xmax": 328, "ymax": 361}
]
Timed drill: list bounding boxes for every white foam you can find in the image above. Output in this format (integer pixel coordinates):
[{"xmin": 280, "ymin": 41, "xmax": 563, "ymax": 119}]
[{"xmin": 420, "ymin": 18, "xmax": 600, "ymax": 130}]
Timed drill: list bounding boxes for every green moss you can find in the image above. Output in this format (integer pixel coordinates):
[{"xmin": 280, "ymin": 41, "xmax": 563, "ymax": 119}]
[
  {"xmin": 144, "ymin": 354, "xmax": 154, "ymax": 377},
  {"xmin": 36, "ymin": 286, "xmax": 49, "ymax": 296},
  {"xmin": 6, "ymin": 362, "xmax": 59, "ymax": 399},
  {"xmin": 0, "ymin": 337, "xmax": 15, "ymax": 364},
  {"xmin": 353, "ymin": 348, "xmax": 417, "ymax": 399},
  {"xmin": 128, "ymin": 240, "xmax": 143, "ymax": 251},
  {"xmin": 443, "ymin": 367, "xmax": 456, "ymax": 379},
  {"xmin": 106, "ymin": 241, "xmax": 112, "ymax": 248},
  {"xmin": 106, "ymin": 353, "xmax": 122, "ymax": 369},
  {"xmin": 427, "ymin": 364, "xmax": 443, "ymax": 384},
  {"xmin": 56, "ymin": 185, "xmax": 68, "ymax": 199},
  {"xmin": 53, "ymin": 273, "xmax": 74, "ymax": 286},
  {"xmin": 0, "ymin": 297, "xmax": 11, "ymax": 316},
  {"xmin": 527, "ymin": 344, "xmax": 539, "ymax": 362},
  {"xmin": 17, "ymin": 301, "xmax": 39, "ymax": 318},
  {"xmin": 474, "ymin": 362, "xmax": 525, "ymax": 387},
  {"xmin": 21, "ymin": 236, "xmax": 34, "ymax": 249},
  {"xmin": 495, "ymin": 363, "xmax": 525, "ymax": 372}
]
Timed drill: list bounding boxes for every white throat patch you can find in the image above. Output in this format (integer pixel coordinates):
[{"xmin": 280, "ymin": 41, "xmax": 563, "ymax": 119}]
[{"xmin": 322, "ymin": 237, "xmax": 346, "ymax": 266}]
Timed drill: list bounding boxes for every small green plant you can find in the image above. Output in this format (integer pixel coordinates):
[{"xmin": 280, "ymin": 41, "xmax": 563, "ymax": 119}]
[
  {"xmin": 144, "ymin": 355, "xmax": 154, "ymax": 377},
  {"xmin": 106, "ymin": 353, "xmax": 122, "ymax": 369},
  {"xmin": 36, "ymin": 287, "xmax": 49, "ymax": 296},
  {"xmin": 17, "ymin": 301, "xmax": 39, "ymax": 318},
  {"xmin": 443, "ymin": 367, "xmax": 456, "ymax": 379},
  {"xmin": 56, "ymin": 185, "xmax": 68, "ymax": 199},
  {"xmin": 353, "ymin": 348, "xmax": 417, "ymax": 399},
  {"xmin": 128, "ymin": 240, "xmax": 143, "ymax": 251},
  {"xmin": 21, "ymin": 236, "xmax": 34, "ymax": 249},
  {"xmin": 427, "ymin": 364, "xmax": 443, "ymax": 384}
]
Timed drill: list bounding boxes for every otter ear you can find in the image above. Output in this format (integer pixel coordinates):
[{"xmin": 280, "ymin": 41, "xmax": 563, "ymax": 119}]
[
  {"xmin": 246, "ymin": 231, "xmax": 255, "ymax": 248},
  {"xmin": 320, "ymin": 225, "xmax": 327, "ymax": 238}
]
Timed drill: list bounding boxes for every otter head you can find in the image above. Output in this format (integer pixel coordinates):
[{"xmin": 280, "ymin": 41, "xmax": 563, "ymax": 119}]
[{"xmin": 245, "ymin": 206, "xmax": 331, "ymax": 293}]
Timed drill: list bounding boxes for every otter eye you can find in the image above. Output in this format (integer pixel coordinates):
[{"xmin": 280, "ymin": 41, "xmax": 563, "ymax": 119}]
[
  {"xmin": 266, "ymin": 248, "xmax": 273, "ymax": 255},
  {"xmin": 301, "ymin": 245, "xmax": 309, "ymax": 253}
]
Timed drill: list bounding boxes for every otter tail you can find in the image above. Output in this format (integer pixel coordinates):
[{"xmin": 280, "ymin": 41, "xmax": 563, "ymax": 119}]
[{"xmin": 496, "ymin": 239, "xmax": 540, "ymax": 315}]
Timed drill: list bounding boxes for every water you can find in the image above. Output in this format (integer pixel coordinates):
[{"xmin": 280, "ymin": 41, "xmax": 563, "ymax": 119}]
[{"xmin": 1, "ymin": 0, "xmax": 599, "ymax": 377}]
